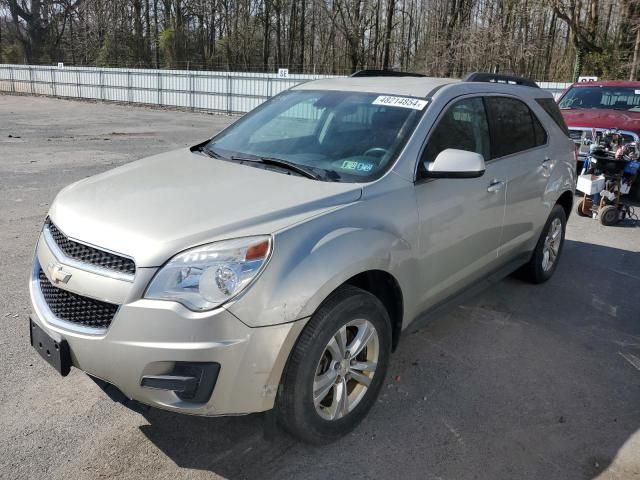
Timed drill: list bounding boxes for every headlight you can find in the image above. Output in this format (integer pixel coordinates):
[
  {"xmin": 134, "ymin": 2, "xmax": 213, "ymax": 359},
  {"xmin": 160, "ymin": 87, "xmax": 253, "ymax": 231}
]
[{"xmin": 145, "ymin": 236, "xmax": 272, "ymax": 311}]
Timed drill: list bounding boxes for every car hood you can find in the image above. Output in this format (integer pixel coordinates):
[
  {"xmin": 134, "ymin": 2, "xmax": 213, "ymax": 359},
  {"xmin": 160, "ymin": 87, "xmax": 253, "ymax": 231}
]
[
  {"xmin": 561, "ymin": 108, "xmax": 640, "ymax": 133},
  {"xmin": 49, "ymin": 148, "xmax": 362, "ymax": 267}
]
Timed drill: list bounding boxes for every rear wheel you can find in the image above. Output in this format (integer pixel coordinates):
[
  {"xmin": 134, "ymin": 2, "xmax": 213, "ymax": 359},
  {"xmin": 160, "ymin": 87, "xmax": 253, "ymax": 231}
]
[
  {"xmin": 276, "ymin": 285, "xmax": 391, "ymax": 444},
  {"xmin": 518, "ymin": 204, "xmax": 566, "ymax": 284}
]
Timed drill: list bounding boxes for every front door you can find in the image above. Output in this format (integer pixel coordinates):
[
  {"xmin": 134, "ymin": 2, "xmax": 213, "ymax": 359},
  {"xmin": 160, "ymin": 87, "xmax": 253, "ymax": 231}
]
[{"xmin": 413, "ymin": 96, "xmax": 509, "ymax": 311}]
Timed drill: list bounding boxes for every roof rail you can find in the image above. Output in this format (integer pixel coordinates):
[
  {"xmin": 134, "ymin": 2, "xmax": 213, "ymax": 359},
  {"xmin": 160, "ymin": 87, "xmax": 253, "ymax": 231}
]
[
  {"xmin": 351, "ymin": 69, "xmax": 426, "ymax": 78},
  {"xmin": 463, "ymin": 72, "xmax": 539, "ymax": 88}
]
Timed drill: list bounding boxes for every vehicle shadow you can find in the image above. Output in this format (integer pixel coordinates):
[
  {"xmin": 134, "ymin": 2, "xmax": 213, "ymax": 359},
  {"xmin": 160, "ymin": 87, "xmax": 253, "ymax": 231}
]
[{"xmin": 138, "ymin": 239, "xmax": 640, "ymax": 480}]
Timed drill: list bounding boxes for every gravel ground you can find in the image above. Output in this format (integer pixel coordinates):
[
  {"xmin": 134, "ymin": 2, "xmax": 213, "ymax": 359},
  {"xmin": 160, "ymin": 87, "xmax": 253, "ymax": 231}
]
[{"xmin": 1, "ymin": 94, "xmax": 639, "ymax": 480}]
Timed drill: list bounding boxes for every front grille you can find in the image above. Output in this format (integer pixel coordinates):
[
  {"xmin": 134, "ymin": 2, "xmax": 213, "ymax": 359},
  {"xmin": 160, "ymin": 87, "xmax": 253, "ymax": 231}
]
[
  {"xmin": 569, "ymin": 128, "xmax": 637, "ymax": 144},
  {"xmin": 45, "ymin": 219, "xmax": 136, "ymax": 275},
  {"xmin": 39, "ymin": 269, "xmax": 119, "ymax": 329},
  {"xmin": 569, "ymin": 130, "xmax": 583, "ymax": 142}
]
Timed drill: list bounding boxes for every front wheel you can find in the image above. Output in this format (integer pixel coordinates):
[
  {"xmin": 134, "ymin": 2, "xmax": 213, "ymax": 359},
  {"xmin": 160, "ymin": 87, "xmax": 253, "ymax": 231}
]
[
  {"xmin": 276, "ymin": 285, "xmax": 391, "ymax": 444},
  {"xmin": 518, "ymin": 204, "xmax": 567, "ymax": 284},
  {"xmin": 576, "ymin": 198, "xmax": 591, "ymax": 217}
]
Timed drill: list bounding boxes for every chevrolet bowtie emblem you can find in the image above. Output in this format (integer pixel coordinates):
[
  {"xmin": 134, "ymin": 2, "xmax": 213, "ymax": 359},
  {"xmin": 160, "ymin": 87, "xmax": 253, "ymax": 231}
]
[{"xmin": 47, "ymin": 263, "xmax": 72, "ymax": 284}]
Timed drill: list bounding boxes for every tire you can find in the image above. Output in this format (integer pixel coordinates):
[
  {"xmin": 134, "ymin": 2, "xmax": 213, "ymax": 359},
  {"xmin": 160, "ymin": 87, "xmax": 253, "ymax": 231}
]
[
  {"xmin": 576, "ymin": 198, "xmax": 591, "ymax": 217},
  {"xmin": 599, "ymin": 205, "xmax": 620, "ymax": 226},
  {"xmin": 518, "ymin": 204, "xmax": 567, "ymax": 284},
  {"xmin": 276, "ymin": 285, "xmax": 392, "ymax": 444}
]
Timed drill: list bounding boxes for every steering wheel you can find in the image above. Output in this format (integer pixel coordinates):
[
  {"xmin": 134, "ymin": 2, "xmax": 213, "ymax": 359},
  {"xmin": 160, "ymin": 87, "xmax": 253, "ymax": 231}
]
[{"xmin": 363, "ymin": 147, "xmax": 388, "ymax": 158}]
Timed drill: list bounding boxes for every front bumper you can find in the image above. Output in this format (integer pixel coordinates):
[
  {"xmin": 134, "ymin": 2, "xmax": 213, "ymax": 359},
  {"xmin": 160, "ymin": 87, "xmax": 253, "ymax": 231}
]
[{"xmin": 29, "ymin": 234, "xmax": 306, "ymax": 416}]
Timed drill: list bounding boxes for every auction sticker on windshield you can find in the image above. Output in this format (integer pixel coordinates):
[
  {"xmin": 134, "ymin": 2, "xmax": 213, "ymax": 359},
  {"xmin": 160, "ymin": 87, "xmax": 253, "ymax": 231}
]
[{"xmin": 372, "ymin": 96, "xmax": 429, "ymax": 110}]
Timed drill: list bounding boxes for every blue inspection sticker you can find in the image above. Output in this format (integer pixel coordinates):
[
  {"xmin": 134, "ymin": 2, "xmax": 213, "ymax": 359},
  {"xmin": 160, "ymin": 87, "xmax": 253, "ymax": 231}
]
[
  {"xmin": 356, "ymin": 162, "xmax": 374, "ymax": 172},
  {"xmin": 340, "ymin": 160, "xmax": 374, "ymax": 172}
]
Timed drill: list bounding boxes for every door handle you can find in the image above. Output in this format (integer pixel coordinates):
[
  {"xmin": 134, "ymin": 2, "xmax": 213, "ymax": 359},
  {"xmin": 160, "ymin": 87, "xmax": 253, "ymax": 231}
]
[
  {"xmin": 541, "ymin": 157, "xmax": 552, "ymax": 168},
  {"xmin": 487, "ymin": 180, "xmax": 505, "ymax": 193}
]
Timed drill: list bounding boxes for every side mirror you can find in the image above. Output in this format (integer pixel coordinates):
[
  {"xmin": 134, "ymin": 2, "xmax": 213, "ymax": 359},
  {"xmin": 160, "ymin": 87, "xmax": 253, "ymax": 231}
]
[{"xmin": 424, "ymin": 148, "xmax": 486, "ymax": 178}]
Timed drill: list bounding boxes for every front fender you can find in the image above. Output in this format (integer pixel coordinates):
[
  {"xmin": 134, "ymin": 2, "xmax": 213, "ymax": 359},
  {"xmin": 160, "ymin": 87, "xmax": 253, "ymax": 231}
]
[{"xmin": 226, "ymin": 222, "xmax": 413, "ymax": 328}]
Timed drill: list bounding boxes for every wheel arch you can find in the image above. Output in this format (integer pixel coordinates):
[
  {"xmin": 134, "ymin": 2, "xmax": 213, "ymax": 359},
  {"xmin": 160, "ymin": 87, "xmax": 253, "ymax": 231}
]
[
  {"xmin": 343, "ymin": 270, "xmax": 404, "ymax": 351},
  {"xmin": 555, "ymin": 189, "xmax": 574, "ymax": 219}
]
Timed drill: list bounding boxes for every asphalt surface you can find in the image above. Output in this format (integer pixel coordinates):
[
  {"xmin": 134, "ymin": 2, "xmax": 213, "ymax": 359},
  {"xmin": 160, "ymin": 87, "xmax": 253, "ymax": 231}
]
[{"xmin": 1, "ymin": 94, "xmax": 639, "ymax": 480}]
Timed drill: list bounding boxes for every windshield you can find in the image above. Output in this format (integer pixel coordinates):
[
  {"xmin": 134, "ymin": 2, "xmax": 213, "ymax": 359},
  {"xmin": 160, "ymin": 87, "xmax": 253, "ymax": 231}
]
[
  {"xmin": 205, "ymin": 90, "xmax": 427, "ymax": 182},
  {"xmin": 559, "ymin": 86, "xmax": 640, "ymax": 112}
]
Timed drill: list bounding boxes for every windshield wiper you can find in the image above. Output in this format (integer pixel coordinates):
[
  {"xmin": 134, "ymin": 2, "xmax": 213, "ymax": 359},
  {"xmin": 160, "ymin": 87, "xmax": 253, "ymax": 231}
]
[
  {"xmin": 194, "ymin": 145, "xmax": 223, "ymax": 159},
  {"xmin": 197, "ymin": 146, "xmax": 324, "ymax": 180},
  {"xmin": 230, "ymin": 155, "xmax": 321, "ymax": 180}
]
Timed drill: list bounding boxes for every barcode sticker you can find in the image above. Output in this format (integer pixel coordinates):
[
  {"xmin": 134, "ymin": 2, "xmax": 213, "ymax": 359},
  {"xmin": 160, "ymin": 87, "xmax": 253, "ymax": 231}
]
[{"xmin": 372, "ymin": 96, "xmax": 429, "ymax": 110}]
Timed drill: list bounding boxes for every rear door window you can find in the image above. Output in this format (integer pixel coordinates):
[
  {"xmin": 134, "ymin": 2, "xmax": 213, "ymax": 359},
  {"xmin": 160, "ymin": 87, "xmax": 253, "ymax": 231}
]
[{"xmin": 485, "ymin": 97, "xmax": 547, "ymax": 158}]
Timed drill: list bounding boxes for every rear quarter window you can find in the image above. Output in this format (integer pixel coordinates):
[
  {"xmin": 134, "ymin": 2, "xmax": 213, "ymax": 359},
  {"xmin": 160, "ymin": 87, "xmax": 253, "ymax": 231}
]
[{"xmin": 535, "ymin": 97, "xmax": 569, "ymax": 136}]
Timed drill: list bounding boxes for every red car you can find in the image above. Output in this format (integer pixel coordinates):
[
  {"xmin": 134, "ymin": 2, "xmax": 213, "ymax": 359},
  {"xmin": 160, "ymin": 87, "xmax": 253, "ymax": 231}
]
[
  {"xmin": 558, "ymin": 80, "xmax": 640, "ymax": 200},
  {"xmin": 558, "ymin": 80, "xmax": 640, "ymax": 145}
]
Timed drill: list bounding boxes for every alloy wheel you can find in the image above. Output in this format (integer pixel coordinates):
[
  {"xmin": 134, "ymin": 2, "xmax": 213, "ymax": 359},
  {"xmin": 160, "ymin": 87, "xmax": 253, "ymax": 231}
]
[
  {"xmin": 313, "ymin": 319, "xmax": 379, "ymax": 421},
  {"xmin": 542, "ymin": 217, "xmax": 562, "ymax": 272}
]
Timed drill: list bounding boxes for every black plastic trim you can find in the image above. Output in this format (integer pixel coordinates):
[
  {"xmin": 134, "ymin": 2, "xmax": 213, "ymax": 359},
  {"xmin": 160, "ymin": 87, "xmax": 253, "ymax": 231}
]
[
  {"xmin": 140, "ymin": 362, "xmax": 220, "ymax": 404},
  {"xmin": 351, "ymin": 69, "xmax": 426, "ymax": 78},
  {"xmin": 424, "ymin": 169, "xmax": 485, "ymax": 179},
  {"xmin": 407, "ymin": 252, "xmax": 531, "ymax": 334},
  {"xmin": 141, "ymin": 375, "xmax": 199, "ymax": 393},
  {"xmin": 463, "ymin": 72, "xmax": 539, "ymax": 89},
  {"xmin": 30, "ymin": 317, "xmax": 71, "ymax": 376}
]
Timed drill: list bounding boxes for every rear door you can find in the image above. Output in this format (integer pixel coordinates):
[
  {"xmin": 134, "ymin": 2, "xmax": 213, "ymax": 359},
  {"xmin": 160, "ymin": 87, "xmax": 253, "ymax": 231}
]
[{"xmin": 484, "ymin": 96, "xmax": 550, "ymax": 260}]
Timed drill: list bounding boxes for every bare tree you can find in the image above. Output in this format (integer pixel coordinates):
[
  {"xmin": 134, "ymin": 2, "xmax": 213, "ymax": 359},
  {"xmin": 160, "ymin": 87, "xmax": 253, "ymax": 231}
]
[
  {"xmin": 7, "ymin": 0, "xmax": 82, "ymax": 61},
  {"xmin": 1, "ymin": 0, "xmax": 637, "ymax": 80}
]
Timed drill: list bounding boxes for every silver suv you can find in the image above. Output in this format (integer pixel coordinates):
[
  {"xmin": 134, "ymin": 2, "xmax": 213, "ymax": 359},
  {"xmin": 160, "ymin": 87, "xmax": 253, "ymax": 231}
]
[{"xmin": 29, "ymin": 72, "xmax": 576, "ymax": 444}]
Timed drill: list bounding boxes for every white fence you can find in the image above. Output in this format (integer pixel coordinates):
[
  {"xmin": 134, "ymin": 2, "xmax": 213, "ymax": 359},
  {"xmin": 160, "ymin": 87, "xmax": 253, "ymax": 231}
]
[
  {"xmin": 538, "ymin": 82, "xmax": 571, "ymax": 99},
  {"xmin": 0, "ymin": 64, "xmax": 338, "ymax": 114},
  {"xmin": 0, "ymin": 64, "xmax": 571, "ymax": 114}
]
